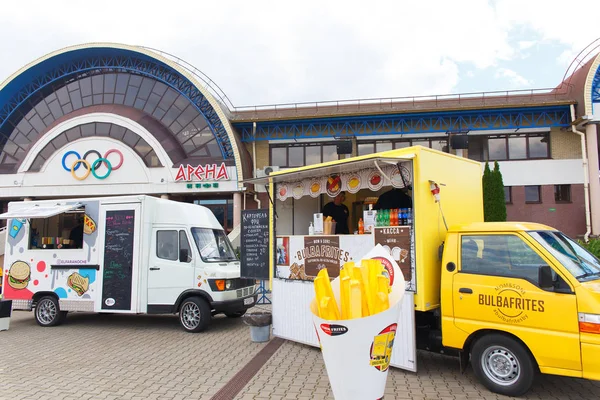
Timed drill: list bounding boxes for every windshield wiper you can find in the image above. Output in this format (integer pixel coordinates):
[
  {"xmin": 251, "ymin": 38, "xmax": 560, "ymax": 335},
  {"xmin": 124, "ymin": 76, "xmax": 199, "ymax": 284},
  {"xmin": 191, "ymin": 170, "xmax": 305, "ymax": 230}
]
[{"xmin": 576, "ymin": 271, "xmax": 600, "ymax": 280}]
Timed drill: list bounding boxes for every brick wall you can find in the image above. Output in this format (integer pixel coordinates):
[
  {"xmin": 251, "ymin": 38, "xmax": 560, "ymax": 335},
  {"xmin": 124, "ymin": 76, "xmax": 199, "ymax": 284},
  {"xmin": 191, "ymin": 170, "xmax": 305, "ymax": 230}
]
[
  {"xmin": 550, "ymin": 127, "xmax": 582, "ymax": 159},
  {"xmin": 244, "ymin": 141, "xmax": 270, "ymax": 170},
  {"xmin": 506, "ymin": 184, "xmax": 585, "ymax": 238}
]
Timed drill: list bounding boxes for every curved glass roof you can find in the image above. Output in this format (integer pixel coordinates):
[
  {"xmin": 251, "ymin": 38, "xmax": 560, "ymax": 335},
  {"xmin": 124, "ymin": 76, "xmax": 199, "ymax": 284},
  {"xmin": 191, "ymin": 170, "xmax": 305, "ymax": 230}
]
[{"xmin": 0, "ymin": 71, "xmax": 223, "ymax": 172}]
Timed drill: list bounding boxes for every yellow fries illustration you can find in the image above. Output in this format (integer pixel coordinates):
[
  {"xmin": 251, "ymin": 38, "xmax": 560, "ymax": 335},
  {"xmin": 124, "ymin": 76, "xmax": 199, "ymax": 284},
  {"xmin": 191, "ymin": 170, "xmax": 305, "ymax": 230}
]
[{"xmin": 314, "ymin": 259, "xmax": 391, "ymax": 320}]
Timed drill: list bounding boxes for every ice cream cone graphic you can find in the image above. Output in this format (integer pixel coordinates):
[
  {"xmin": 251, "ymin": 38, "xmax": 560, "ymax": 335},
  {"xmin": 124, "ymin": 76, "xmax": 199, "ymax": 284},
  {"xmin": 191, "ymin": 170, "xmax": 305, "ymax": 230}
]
[{"xmin": 310, "ymin": 244, "xmax": 405, "ymax": 399}]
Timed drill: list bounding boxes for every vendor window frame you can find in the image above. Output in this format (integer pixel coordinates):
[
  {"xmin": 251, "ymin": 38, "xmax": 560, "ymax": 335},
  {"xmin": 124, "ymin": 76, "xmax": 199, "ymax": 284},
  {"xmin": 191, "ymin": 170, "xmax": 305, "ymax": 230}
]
[{"xmin": 28, "ymin": 209, "xmax": 86, "ymax": 250}]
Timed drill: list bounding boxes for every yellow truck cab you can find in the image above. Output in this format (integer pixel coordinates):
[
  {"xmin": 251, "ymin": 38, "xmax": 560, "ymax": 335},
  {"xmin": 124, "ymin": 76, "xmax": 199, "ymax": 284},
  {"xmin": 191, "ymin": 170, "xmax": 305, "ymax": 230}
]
[{"xmin": 436, "ymin": 222, "xmax": 600, "ymax": 396}]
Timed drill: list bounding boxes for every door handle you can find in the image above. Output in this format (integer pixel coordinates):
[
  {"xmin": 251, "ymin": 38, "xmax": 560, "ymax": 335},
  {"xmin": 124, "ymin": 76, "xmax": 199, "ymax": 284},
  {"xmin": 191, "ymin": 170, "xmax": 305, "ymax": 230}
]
[
  {"xmin": 150, "ymin": 267, "xmax": 160, "ymax": 271},
  {"xmin": 459, "ymin": 288, "xmax": 473, "ymax": 294}
]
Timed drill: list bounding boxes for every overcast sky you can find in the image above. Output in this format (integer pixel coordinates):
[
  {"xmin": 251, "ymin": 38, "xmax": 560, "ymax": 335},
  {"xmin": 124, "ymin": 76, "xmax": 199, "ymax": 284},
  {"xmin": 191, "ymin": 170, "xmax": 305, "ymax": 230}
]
[{"xmin": 0, "ymin": 0, "xmax": 598, "ymax": 107}]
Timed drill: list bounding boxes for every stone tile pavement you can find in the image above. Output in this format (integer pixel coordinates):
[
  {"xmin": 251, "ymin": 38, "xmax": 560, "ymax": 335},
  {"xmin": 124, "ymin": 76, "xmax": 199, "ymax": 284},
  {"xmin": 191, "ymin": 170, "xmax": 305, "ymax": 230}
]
[{"xmin": 1, "ymin": 308, "xmax": 599, "ymax": 400}]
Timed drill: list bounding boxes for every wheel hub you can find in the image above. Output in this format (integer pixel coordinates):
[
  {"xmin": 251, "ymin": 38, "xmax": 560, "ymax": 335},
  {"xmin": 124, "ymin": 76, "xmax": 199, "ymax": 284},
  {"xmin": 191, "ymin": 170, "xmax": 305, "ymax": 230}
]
[
  {"xmin": 182, "ymin": 304, "xmax": 200, "ymax": 329},
  {"xmin": 481, "ymin": 346, "xmax": 520, "ymax": 386}
]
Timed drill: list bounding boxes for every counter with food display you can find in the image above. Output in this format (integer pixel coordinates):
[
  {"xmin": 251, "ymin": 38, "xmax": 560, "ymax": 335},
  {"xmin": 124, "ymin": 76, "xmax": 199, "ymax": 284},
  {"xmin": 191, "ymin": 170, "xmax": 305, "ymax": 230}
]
[{"xmin": 269, "ymin": 154, "xmax": 418, "ymax": 372}]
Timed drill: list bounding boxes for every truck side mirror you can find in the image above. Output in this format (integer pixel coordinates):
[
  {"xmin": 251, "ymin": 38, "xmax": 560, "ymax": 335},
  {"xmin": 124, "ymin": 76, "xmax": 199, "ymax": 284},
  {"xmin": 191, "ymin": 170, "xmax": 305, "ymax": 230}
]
[
  {"xmin": 538, "ymin": 265, "xmax": 553, "ymax": 289},
  {"xmin": 180, "ymin": 248, "xmax": 190, "ymax": 263}
]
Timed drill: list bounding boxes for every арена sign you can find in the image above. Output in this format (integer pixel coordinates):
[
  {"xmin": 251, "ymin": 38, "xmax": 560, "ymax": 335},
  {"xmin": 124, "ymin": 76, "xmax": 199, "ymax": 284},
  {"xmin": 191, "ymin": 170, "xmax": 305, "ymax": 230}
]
[{"xmin": 175, "ymin": 162, "xmax": 230, "ymax": 181}]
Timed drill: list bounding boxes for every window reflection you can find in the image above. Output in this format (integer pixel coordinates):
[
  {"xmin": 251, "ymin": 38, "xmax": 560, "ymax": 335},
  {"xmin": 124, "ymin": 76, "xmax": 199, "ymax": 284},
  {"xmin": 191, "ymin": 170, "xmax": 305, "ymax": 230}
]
[
  {"xmin": 508, "ymin": 136, "xmax": 526, "ymax": 159},
  {"xmin": 529, "ymin": 136, "xmax": 548, "ymax": 158},
  {"xmin": 488, "ymin": 138, "xmax": 507, "ymax": 160}
]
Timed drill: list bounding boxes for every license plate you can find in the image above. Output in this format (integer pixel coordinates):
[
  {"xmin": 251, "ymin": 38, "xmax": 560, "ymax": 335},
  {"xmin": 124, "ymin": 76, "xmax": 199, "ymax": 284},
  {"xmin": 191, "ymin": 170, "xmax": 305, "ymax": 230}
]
[{"xmin": 244, "ymin": 297, "xmax": 254, "ymax": 305}]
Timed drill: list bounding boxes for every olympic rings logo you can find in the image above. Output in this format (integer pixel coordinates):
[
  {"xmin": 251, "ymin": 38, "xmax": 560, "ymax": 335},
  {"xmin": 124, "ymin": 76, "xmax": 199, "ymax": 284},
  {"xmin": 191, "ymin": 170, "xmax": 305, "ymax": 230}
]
[{"xmin": 61, "ymin": 149, "xmax": 124, "ymax": 181}]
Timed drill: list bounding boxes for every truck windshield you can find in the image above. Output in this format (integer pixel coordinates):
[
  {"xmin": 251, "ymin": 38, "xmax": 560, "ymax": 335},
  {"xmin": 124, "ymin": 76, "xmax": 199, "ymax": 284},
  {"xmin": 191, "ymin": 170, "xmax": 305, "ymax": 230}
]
[
  {"xmin": 191, "ymin": 228, "xmax": 238, "ymax": 262},
  {"xmin": 528, "ymin": 230, "xmax": 600, "ymax": 282}
]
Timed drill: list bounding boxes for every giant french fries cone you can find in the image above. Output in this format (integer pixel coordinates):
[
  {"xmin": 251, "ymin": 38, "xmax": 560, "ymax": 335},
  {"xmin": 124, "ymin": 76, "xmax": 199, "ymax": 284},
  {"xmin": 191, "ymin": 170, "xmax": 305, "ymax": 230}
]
[{"xmin": 310, "ymin": 244, "xmax": 405, "ymax": 400}]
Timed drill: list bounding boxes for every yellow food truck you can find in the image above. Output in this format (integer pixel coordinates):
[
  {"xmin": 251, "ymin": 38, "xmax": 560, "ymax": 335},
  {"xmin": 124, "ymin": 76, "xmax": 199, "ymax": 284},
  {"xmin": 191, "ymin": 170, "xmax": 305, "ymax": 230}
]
[{"xmin": 248, "ymin": 146, "xmax": 600, "ymax": 397}]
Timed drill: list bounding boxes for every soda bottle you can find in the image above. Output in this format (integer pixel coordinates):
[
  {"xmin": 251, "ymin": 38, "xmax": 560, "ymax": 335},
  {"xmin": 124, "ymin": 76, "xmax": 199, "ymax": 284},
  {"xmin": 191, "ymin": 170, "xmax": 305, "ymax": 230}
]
[
  {"xmin": 407, "ymin": 208, "xmax": 412, "ymax": 225},
  {"xmin": 358, "ymin": 218, "xmax": 364, "ymax": 234}
]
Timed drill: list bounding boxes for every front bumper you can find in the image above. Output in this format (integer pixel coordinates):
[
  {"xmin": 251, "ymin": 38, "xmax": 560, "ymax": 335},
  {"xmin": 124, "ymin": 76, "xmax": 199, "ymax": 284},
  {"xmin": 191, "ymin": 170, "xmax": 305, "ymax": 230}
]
[{"xmin": 211, "ymin": 293, "xmax": 258, "ymax": 314}]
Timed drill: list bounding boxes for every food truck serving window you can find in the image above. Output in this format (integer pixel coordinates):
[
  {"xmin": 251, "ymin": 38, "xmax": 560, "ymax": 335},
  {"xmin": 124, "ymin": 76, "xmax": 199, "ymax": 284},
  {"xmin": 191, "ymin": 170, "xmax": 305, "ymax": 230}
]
[
  {"xmin": 29, "ymin": 209, "xmax": 86, "ymax": 250},
  {"xmin": 191, "ymin": 228, "xmax": 237, "ymax": 262},
  {"xmin": 0, "ymin": 203, "xmax": 85, "ymax": 250}
]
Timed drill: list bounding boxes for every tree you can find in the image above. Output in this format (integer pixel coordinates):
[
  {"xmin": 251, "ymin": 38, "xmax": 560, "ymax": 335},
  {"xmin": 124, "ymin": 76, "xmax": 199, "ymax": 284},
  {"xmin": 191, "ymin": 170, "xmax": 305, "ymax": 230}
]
[
  {"xmin": 493, "ymin": 161, "xmax": 507, "ymax": 222},
  {"xmin": 482, "ymin": 161, "xmax": 507, "ymax": 222}
]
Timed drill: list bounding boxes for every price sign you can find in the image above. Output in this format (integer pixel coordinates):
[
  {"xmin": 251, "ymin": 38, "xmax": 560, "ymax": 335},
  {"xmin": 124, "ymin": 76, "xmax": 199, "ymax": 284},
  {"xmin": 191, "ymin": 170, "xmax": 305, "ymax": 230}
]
[{"xmin": 240, "ymin": 209, "xmax": 270, "ymax": 279}]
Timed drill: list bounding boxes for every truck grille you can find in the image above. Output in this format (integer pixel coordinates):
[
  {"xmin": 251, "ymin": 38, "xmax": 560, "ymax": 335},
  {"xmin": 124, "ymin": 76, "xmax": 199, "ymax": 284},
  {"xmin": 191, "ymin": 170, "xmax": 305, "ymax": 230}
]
[{"xmin": 237, "ymin": 286, "xmax": 256, "ymax": 298}]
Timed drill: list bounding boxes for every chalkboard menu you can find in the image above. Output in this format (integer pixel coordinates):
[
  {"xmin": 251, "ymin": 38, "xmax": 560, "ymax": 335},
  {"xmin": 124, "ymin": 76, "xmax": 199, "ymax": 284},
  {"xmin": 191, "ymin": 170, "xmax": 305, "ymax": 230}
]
[
  {"xmin": 241, "ymin": 209, "xmax": 270, "ymax": 279},
  {"xmin": 101, "ymin": 209, "xmax": 135, "ymax": 310}
]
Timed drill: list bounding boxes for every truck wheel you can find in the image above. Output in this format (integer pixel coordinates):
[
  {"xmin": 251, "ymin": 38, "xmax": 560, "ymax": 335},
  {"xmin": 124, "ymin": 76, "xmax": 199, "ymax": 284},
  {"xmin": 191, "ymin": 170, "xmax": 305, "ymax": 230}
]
[
  {"xmin": 179, "ymin": 297, "xmax": 211, "ymax": 333},
  {"xmin": 225, "ymin": 310, "xmax": 246, "ymax": 318},
  {"xmin": 471, "ymin": 334, "xmax": 535, "ymax": 397},
  {"xmin": 35, "ymin": 296, "xmax": 67, "ymax": 327}
]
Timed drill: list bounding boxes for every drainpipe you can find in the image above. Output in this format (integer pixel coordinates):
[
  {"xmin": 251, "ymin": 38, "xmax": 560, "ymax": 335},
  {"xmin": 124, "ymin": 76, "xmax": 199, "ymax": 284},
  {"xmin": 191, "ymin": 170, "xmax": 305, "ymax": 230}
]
[
  {"xmin": 571, "ymin": 105, "xmax": 592, "ymax": 242},
  {"xmin": 252, "ymin": 122, "xmax": 261, "ymax": 209}
]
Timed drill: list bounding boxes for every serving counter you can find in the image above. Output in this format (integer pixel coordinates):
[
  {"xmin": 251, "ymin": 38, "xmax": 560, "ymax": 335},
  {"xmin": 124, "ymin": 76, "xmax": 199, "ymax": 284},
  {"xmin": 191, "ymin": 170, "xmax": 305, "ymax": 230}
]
[{"xmin": 272, "ymin": 226, "xmax": 417, "ymax": 371}]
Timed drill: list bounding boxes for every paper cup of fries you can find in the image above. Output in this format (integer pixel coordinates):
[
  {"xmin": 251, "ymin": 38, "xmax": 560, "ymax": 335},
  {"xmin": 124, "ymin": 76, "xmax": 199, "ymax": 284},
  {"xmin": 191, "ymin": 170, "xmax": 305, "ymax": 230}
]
[{"xmin": 310, "ymin": 244, "xmax": 405, "ymax": 400}]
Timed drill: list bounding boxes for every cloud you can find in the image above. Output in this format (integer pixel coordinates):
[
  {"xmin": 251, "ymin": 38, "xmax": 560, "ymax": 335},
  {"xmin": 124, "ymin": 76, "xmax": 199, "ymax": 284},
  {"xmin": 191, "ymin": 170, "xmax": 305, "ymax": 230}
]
[
  {"xmin": 0, "ymin": 0, "xmax": 597, "ymax": 106},
  {"xmin": 518, "ymin": 40, "xmax": 537, "ymax": 50},
  {"xmin": 495, "ymin": 68, "xmax": 532, "ymax": 87}
]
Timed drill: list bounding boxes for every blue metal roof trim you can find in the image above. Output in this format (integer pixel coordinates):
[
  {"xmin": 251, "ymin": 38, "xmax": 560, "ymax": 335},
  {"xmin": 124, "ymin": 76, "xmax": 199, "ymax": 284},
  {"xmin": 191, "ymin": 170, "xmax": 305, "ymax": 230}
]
[
  {"xmin": 592, "ymin": 64, "xmax": 600, "ymax": 103},
  {"xmin": 233, "ymin": 105, "xmax": 572, "ymax": 142},
  {"xmin": 0, "ymin": 47, "xmax": 233, "ymax": 159}
]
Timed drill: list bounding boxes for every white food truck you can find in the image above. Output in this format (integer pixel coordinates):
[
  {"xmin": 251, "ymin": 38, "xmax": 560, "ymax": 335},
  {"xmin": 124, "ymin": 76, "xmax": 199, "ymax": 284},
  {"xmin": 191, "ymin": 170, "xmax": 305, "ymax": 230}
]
[{"xmin": 1, "ymin": 195, "xmax": 257, "ymax": 332}]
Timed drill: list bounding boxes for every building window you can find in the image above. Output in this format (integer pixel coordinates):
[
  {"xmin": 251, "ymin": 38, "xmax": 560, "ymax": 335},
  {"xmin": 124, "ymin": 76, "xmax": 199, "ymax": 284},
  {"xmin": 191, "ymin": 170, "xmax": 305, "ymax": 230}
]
[
  {"xmin": 357, "ymin": 143, "xmax": 374, "ymax": 156},
  {"xmin": 504, "ymin": 187, "xmax": 512, "ymax": 204},
  {"xmin": 270, "ymin": 143, "xmax": 340, "ymax": 167},
  {"xmin": 525, "ymin": 186, "xmax": 541, "ymax": 203},
  {"xmin": 554, "ymin": 185, "xmax": 571, "ymax": 203},
  {"xmin": 467, "ymin": 133, "xmax": 550, "ymax": 162},
  {"xmin": 271, "ymin": 147, "xmax": 286, "ymax": 166},
  {"xmin": 358, "ymin": 137, "xmax": 448, "ymax": 157}
]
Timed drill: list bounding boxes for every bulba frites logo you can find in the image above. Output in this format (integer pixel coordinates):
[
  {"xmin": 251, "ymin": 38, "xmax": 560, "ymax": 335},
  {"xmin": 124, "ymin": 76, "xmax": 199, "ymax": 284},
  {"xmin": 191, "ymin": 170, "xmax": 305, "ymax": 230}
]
[{"xmin": 479, "ymin": 283, "xmax": 545, "ymax": 324}]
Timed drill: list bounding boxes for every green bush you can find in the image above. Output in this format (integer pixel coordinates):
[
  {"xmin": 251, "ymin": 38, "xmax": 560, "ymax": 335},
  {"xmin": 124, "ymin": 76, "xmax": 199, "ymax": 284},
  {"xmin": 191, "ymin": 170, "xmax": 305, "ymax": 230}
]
[{"xmin": 578, "ymin": 238, "xmax": 600, "ymax": 259}]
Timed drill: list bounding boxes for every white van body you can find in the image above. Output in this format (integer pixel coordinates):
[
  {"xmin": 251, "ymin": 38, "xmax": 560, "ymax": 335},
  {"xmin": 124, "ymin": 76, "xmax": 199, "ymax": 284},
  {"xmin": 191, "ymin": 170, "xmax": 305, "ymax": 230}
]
[{"xmin": 1, "ymin": 195, "xmax": 257, "ymax": 332}]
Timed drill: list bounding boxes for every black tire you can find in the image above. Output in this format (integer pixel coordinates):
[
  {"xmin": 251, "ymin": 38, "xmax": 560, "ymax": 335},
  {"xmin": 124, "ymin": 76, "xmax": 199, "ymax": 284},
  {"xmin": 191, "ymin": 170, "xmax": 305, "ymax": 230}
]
[
  {"xmin": 471, "ymin": 334, "xmax": 536, "ymax": 397},
  {"xmin": 178, "ymin": 297, "xmax": 211, "ymax": 333},
  {"xmin": 34, "ymin": 296, "xmax": 67, "ymax": 327},
  {"xmin": 225, "ymin": 310, "xmax": 247, "ymax": 318}
]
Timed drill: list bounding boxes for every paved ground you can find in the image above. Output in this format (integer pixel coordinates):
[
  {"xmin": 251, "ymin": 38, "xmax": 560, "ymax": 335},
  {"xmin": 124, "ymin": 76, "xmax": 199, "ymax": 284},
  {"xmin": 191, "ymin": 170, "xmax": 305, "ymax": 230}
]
[{"xmin": 1, "ymin": 307, "xmax": 599, "ymax": 400}]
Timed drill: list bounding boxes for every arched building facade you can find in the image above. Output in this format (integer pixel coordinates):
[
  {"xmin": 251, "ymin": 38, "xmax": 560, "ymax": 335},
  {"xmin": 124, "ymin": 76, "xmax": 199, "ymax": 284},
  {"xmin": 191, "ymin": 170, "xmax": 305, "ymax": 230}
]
[{"xmin": 0, "ymin": 43, "xmax": 252, "ymax": 233}]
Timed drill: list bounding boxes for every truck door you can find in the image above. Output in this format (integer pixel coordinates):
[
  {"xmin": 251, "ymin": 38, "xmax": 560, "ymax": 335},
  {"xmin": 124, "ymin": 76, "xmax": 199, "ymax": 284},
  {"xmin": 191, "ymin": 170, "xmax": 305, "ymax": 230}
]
[
  {"xmin": 452, "ymin": 233, "xmax": 581, "ymax": 372},
  {"xmin": 147, "ymin": 228, "xmax": 194, "ymax": 309}
]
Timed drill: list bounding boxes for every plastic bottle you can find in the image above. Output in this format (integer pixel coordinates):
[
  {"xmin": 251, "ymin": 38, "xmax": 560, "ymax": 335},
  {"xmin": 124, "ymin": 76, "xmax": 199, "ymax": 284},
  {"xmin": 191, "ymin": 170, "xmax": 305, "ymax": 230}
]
[
  {"xmin": 400, "ymin": 208, "xmax": 406, "ymax": 225},
  {"xmin": 358, "ymin": 218, "xmax": 364, "ymax": 234},
  {"xmin": 392, "ymin": 209, "xmax": 398, "ymax": 226},
  {"xmin": 309, "ymin": 222, "xmax": 314, "ymax": 235},
  {"xmin": 407, "ymin": 208, "xmax": 413, "ymax": 225}
]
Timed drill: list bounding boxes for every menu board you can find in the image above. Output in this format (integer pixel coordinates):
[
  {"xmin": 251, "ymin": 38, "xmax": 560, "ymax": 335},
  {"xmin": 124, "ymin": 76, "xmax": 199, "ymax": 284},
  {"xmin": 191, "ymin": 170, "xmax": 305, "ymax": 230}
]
[
  {"xmin": 241, "ymin": 209, "xmax": 269, "ymax": 279},
  {"xmin": 101, "ymin": 209, "xmax": 135, "ymax": 310}
]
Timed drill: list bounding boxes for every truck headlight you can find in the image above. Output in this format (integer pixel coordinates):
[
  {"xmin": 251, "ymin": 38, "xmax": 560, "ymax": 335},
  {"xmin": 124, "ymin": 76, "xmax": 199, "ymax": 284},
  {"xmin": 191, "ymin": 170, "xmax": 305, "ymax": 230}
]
[{"xmin": 225, "ymin": 280, "xmax": 232, "ymax": 290}]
